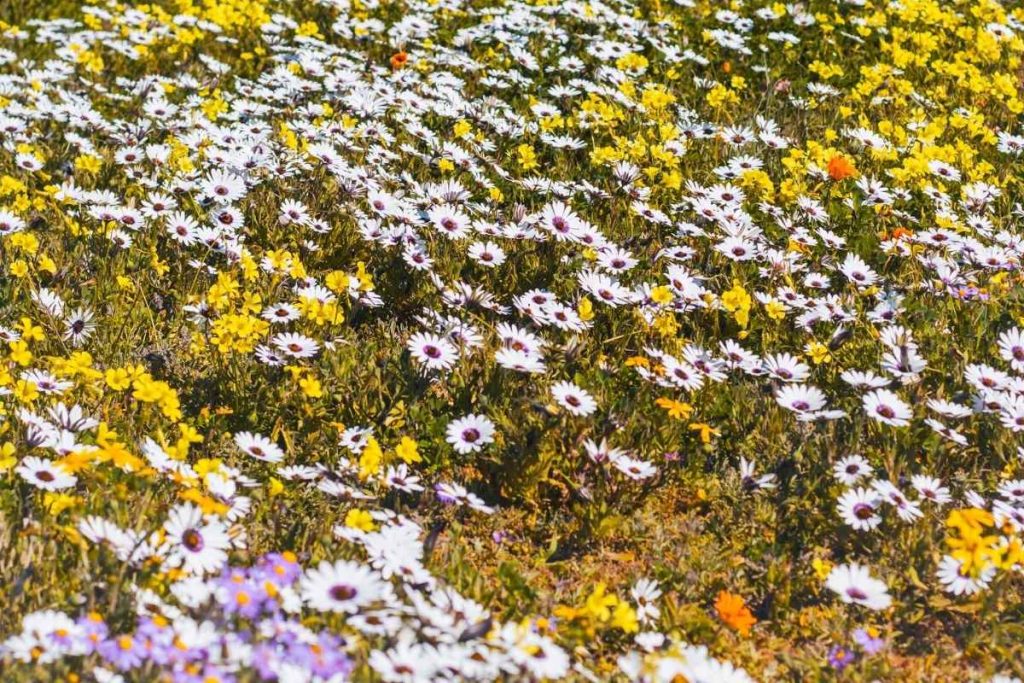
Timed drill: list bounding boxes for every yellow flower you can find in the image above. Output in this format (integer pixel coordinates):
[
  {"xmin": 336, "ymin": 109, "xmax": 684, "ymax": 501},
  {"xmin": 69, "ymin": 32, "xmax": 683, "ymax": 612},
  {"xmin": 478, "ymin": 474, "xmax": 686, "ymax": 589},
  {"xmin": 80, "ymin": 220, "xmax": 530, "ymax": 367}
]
[
  {"xmin": 0, "ymin": 441, "xmax": 16, "ymax": 470},
  {"xmin": 299, "ymin": 374, "xmax": 322, "ymax": 398},
  {"xmin": 9, "ymin": 340, "xmax": 32, "ymax": 366},
  {"xmin": 640, "ymin": 85, "xmax": 676, "ymax": 112},
  {"xmin": 720, "ymin": 281, "xmax": 752, "ymax": 327},
  {"xmin": 325, "ymin": 270, "xmax": 350, "ymax": 293},
  {"xmin": 295, "ymin": 20, "xmax": 322, "ymax": 38},
  {"xmin": 516, "ymin": 144, "xmax": 538, "ymax": 172},
  {"xmin": 706, "ymin": 83, "xmax": 740, "ymax": 109},
  {"xmin": 43, "ymin": 493, "xmax": 78, "ymax": 516},
  {"xmin": 358, "ymin": 437, "xmax": 383, "ymax": 480},
  {"xmin": 95, "ymin": 440, "xmax": 144, "ymax": 472},
  {"xmin": 56, "ymin": 449, "xmax": 95, "ymax": 474},
  {"xmin": 37, "ymin": 255, "xmax": 57, "ymax": 274},
  {"xmin": 267, "ymin": 477, "xmax": 284, "ymax": 497},
  {"xmin": 13, "ymin": 379, "xmax": 39, "ymax": 403},
  {"xmin": 395, "ymin": 436, "xmax": 422, "ymax": 464},
  {"xmin": 650, "ymin": 285, "xmax": 674, "ymax": 304},
  {"xmin": 178, "ymin": 423, "xmax": 204, "ymax": 445},
  {"xmin": 355, "ymin": 262, "xmax": 374, "ymax": 291},
  {"xmin": 195, "ymin": 459, "xmax": 223, "ymax": 478},
  {"xmin": 764, "ymin": 300, "xmax": 786, "ymax": 320},
  {"xmin": 652, "ymin": 312, "xmax": 679, "ymax": 337},
  {"xmin": 132, "ymin": 375, "xmax": 169, "ymax": 402},
  {"xmin": 344, "ymin": 508, "xmax": 376, "ymax": 532},
  {"xmin": 9, "ymin": 259, "xmax": 28, "ymax": 277},
  {"xmin": 150, "ymin": 248, "xmax": 169, "ymax": 276},
  {"xmin": 611, "ymin": 602, "xmax": 639, "ymax": 633},
  {"xmin": 805, "ymin": 342, "xmax": 832, "ymax": 365},
  {"xmin": 584, "ymin": 583, "xmax": 618, "ymax": 622},
  {"xmin": 812, "ymin": 558, "xmax": 833, "ymax": 581},
  {"xmin": 655, "ymin": 397, "xmax": 693, "ymax": 420},
  {"xmin": 179, "ymin": 489, "xmax": 229, "ymax": 516},
  {"xmin": 721, "ymin": 281, "xmax": 751, "ymax": 312},
  {"xmin": 688, "ymin": 422, "xmax": 720, "ymax": 444},
  {"xmin": 74, "ymin": 154, "xmax": 102, "ymax": 174},
  {"xmin": 19, "ymin": 318, "xmax": 45, "ymax": 342},
  {"xmin": 577, "ymin": 297, "xmax": 595, "ymax": 322},
  {"xmin": 105, "ymin": 368, "xmax": 133, "ymax": 391}
]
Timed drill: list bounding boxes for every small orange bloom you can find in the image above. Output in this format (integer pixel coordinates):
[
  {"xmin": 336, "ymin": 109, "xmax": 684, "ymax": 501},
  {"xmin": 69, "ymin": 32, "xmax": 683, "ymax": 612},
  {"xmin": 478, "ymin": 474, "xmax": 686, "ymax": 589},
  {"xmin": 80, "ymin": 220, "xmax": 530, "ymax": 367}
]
[
  {"xmin": 715, "ymin": 590, "xmax": 757, "ymax": 635},
  {"xmin": 390, "ymin": 52, "xmax": 408, "ymax": 69},
  {"xmin": 827, "ymin": 154, "xmax": 857, "ymax": 181}
]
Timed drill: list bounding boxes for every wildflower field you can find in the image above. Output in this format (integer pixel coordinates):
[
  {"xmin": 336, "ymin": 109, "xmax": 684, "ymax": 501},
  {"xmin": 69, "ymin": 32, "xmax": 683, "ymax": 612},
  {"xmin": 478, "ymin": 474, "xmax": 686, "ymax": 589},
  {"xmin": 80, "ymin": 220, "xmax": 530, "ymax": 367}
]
[{"xmin": 4, "ymin": 0, "xmax": 1024, "ymax": 680}]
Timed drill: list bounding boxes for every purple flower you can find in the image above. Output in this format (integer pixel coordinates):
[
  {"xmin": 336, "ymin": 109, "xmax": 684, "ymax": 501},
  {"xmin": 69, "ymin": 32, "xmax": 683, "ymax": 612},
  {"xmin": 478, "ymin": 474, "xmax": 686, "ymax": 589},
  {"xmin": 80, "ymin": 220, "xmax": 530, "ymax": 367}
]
[
  {"xmin": 258, "ymin": 552, "xmax": 302, "ymax": 586},
  {"xmin": 98, "ymin": 634, "xmax": 146, "ymax": 670},
  {"xmin": 75, "ymin": 613, "xmax": 109, "ymax": 655},
  {"xmin": 251, "ymin": 642, "xmax": 280, "ymax": 680},
  {"xmin": 435, "ymin": 483, "xmax": 457, "ymax": 505},
  {"xmin": 172, "ymin": 664, "xmax": 236, "ymax": 683},
  {"xmin": 134, "ymin": 617, "xmax": 178, "ymax": 665},
  {"xmin": 219, "ymin": 571, "xmax": 265, "ymax": 619},
  {"xmin": 307, "ymin": 632, "xmax": 353, "ymax": 679},
  {"xmin": 853, "ymin": 628, "xmax": 885, "ymax": 655},
  {"xmin": 828, "ymin": 644, "xmax": 856, "ymax": 671}
]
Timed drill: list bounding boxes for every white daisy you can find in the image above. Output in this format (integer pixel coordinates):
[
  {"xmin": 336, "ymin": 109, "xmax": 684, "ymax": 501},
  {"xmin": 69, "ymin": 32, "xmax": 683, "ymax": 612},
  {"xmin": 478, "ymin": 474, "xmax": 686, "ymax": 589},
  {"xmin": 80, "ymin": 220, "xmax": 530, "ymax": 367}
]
[
  {"xmin": 161, "ymin": 503, "xmax": 230, "ymax": 575},
  {"xmin": 16, "ymin": 456, "xmax": 77, "ymax": 491},
  {"xmin": 826, "ymin": 563, "xmax": 892, "ymax": 610},
  {"xmin": 300, "ymin": 560, "xmax": 387, "ymax": 613},
  {"xmin": 551, "ymin": 381, "xmax": 597, "ymax": 417},
  {"xmin": 407, "ymin": 332, "xmax": 458, "ymax": 371},
  {"xmin": 272, "ymin": 333, "xmax": 320, "ymax": 359},
  {"xmin": 233, "ymin": 431, "xmax": 284, "ymax": 463},
  {"xmin": 837, "ymin": 486, "xmax": 882, "ymax": 531},
  {"xmin": 862, "ymin": 389, "xmax": 912, "ymax": 427},
  {"xmin": 445, "ymin": 415, "xmax": 496, "ymax": 454}
]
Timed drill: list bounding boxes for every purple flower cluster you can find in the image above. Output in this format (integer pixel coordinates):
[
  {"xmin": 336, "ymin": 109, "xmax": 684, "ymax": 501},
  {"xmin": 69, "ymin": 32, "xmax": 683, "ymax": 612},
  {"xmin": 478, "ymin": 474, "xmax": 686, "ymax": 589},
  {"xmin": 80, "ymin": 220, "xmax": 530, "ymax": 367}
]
[
  {"xmin": 4, "ymin": 553, "xmax": 352, "ymax": 682},
  {"xmin": 828, "ymin": 628, "xmax": 887, "ymax": 671}
]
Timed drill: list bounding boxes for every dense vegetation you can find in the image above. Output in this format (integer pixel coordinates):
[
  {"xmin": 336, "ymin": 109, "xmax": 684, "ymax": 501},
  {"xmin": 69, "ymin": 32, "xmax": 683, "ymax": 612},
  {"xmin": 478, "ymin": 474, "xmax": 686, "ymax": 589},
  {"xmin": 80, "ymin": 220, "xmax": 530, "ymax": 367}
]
[{"xmin": 1, "ymin": 0, "xmax": 1024, "ymax": 680}]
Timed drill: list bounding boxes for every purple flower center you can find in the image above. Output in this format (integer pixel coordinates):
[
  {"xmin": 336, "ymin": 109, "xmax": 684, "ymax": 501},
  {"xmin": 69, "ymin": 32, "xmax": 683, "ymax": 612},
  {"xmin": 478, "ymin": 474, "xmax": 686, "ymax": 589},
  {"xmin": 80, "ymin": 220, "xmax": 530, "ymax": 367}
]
[
  {"xmin": 182, "ymin": 529, "xmax": 204, "ymax": 552},
  {"xmin": 330, "ymin": 584, "xmax": 357, "ymax": 601}
]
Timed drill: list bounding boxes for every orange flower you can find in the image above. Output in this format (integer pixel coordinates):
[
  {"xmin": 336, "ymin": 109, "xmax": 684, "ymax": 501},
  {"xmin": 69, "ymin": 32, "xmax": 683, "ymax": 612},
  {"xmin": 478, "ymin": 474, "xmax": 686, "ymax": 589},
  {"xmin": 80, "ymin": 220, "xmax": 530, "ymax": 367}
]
[
  {"xmin": 390, "ymin": 51, "xmax": 408, "ymax": 69},
  {"xmin": 715, "ymin": 590, "xmax": 756, "ymax": 635},
  {"xmin": 827, "ymin": 154, "xmax": 857, "ymax": 181}
]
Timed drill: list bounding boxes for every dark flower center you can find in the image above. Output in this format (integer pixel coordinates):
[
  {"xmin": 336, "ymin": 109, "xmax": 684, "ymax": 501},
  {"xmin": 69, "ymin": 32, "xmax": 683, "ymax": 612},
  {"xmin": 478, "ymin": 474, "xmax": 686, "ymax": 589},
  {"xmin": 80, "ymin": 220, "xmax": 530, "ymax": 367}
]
[
  {"xmin": 182, "ymin": 529, "xmax": 204, "ymax": 552},
  {"xmin": 329, "ymin": 584, "xmax": 357, "ymax": 601},
  {"xmin": 853, "ymin": 503, "xmax": 874, "ymax": 520}
]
